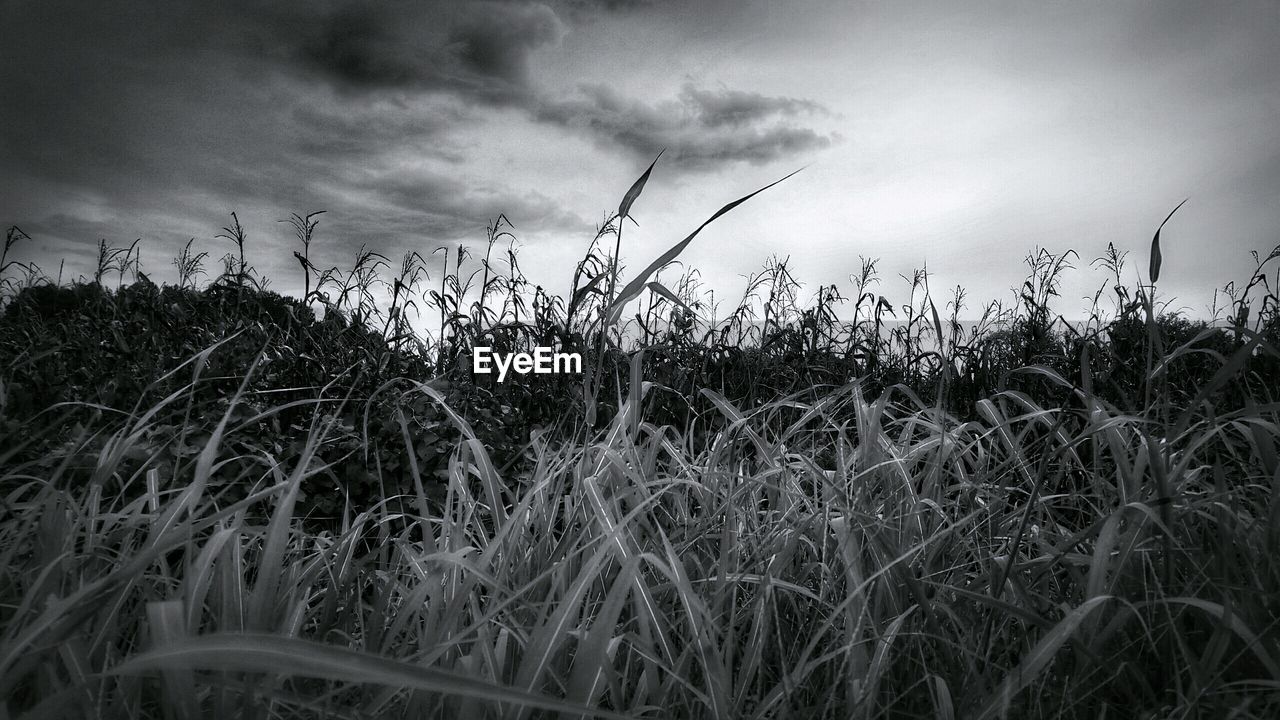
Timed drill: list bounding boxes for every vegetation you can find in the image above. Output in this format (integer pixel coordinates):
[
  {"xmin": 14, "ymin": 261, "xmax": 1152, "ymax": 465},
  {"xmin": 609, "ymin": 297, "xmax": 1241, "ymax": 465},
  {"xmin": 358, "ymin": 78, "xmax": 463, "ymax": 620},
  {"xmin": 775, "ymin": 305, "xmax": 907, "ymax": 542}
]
[{"xmin": 2, "ymin": 164, "xmax": 1279, "ymax": 718}]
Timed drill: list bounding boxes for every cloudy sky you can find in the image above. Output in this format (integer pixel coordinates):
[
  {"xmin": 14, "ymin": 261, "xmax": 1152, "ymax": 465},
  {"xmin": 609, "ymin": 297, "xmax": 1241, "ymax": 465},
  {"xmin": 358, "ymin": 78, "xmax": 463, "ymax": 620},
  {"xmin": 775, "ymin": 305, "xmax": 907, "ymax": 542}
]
[{"xmin": 3, "ymin": 0, "xmax": 1278, "ymax": 322}]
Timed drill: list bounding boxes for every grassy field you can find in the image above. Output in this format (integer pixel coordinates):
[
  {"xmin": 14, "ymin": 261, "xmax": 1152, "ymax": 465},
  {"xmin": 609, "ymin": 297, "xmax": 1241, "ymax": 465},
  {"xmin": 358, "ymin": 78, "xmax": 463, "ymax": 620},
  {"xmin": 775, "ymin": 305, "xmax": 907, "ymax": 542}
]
[{"xmin": 2, "ymin": 168, "xmax": 1280, "ymax": 718}]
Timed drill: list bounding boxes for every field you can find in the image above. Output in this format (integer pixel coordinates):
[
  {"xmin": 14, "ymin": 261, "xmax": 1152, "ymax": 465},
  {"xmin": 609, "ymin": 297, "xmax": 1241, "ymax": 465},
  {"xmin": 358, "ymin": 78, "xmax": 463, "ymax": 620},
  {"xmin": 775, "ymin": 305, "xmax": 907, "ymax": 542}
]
[{"xmin": 2, "ymin": 170, "xmax": 1280, "ymax": 719}]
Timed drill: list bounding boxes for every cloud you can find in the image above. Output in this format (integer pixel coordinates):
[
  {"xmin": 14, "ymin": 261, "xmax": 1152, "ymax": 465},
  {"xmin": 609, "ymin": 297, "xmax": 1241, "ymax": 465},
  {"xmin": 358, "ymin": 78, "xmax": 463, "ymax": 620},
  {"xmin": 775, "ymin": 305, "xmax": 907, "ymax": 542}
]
[
  {"xmin": 0, "ymin": 0, "xmax": 835, "ymax": 288},
  {"xmin": 271, "ymin": 1, "xmax": 566, "ymax": 103},
  {"xmin": 287, "ymin": 101, "xmax": 475, "ymax": 164},
  {"xmin": 449, "ymin": 3, "xmax": 567, "ymax": 85},
  {"xmin": 2, "ymin": 0, "xmax": 834, "ymax": 191},
  {"xmin": 241, "ymin": 2, "xmax": 833, "ymax": 170},
  {"xmin": 535, "ymin": 83, "xmax": 837, "ymax": 170},
  {"xmin": 559, "ymin": 0, "xmax": 658, "ymax": 12},
  {"xmin": 680, "ymin": 85, "xmax": 829, "ymax": 128},
  {"xmin": 340, "ymin": 167, "xmax": 590, "ymax": 241},
  {"xmin": 2, "ymin": 0, "xmax": 568, "ymax": 105},
  {"xmin": 294, "ymin": 4, "xmax": 448, "ymax": 88}
]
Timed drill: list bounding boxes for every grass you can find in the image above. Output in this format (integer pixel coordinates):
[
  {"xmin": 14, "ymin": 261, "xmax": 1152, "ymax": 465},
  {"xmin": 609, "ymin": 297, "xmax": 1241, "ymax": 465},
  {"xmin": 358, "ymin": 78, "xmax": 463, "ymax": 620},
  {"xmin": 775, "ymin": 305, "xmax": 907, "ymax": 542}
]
[{"xmin": 2, "ymin": 161, "xmax": 1280, "ymax": 718}]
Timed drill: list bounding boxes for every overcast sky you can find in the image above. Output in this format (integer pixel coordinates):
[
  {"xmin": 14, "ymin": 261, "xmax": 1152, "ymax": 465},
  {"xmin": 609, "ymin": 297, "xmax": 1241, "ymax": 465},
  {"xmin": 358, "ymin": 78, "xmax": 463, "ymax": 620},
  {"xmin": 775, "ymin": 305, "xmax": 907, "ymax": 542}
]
[{"xmin": 3, "ymin": 0, "xmax": 1278, "ymax": 321}]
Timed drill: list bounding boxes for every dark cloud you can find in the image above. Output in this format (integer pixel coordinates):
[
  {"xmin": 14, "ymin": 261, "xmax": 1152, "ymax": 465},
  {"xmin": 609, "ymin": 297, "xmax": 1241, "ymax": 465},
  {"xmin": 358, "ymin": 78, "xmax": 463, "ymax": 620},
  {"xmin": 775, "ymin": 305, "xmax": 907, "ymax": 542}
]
[
  {"xmin": 1, "ymin": 0, "xmax": 832, "ymax": 202},
  {"xmin": 263, "ymin": 1, "xmax": 565, "ymax": 102},
  {"xmin": 296, "ymin": 4, "xmax": 440, "ymax": 88},
  {"xmin": 450, "ymin": 3, "xmax": 566, "ymax": 84},
  {"xmin": 344, "ymin": 168, "xmax": 590, "ymax": 241},
  {"xmin": 535, "ymin": 83, "xmax": 836, "ymax": 170},
  {"xmin": 288, "ymin": 101, "xmax": 474, "ymax": 163},
  {"xmin": 0, "ymin": 0, "xmax": 834, "ymax": 289},
  {"xmin": 0, "ymin": 2, "xmax": 573, "ymax": 228},
  {"xmin": 559, "ymin": 0, "xmax": 658, "ymax": 12},
  {"xmin": 2, "ymin": 1, "xmax": 568, "ymax": 108},
  {"xmin": 681, "ymin": 85, "xmax": 830, "ymax": 128}
]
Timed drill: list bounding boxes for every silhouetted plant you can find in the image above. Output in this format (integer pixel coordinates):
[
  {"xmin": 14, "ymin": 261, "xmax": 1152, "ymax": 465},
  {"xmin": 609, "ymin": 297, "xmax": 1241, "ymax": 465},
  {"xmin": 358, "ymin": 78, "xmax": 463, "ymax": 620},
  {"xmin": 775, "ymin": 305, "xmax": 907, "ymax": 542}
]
[
  {"xmin": 282, "ymin": 209, "xmax": 325, "ymax": 301},
  {"xmin": 216, "ymin": 211, "xmax": 252, "ymax": 288},
  {"xmin": 171, "ymin": 238, "xmax": 209, "ymax": 290}
]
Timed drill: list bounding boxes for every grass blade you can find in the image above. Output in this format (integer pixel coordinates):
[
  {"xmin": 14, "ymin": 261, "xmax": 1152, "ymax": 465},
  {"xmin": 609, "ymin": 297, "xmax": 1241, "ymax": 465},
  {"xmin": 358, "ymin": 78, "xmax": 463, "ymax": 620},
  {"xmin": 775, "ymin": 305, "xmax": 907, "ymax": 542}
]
[{"xmin": 112, "ymin": 634, "xmax": 632, "ymax": 719}]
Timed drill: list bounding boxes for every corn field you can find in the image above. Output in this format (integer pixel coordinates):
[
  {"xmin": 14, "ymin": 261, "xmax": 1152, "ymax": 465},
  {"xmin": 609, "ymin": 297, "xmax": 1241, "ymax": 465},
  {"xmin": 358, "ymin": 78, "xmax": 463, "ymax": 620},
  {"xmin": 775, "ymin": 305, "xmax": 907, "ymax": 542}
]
[{"xmin": 2, "ymin": 165, "xmax": 1279, "ymax": 719}]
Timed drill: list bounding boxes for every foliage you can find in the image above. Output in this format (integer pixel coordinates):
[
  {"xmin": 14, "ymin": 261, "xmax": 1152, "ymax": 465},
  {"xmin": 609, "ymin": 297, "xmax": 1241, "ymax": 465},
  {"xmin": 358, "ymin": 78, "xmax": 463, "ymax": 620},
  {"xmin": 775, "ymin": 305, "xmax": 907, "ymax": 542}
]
[{"xmin": 2, "ymin": 165, "xmax": 1280, "ymax": 717}]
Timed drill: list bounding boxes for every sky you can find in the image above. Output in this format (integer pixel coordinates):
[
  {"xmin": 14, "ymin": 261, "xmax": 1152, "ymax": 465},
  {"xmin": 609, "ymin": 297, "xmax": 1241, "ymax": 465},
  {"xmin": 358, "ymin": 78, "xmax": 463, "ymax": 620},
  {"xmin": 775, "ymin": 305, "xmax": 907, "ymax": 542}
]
[{"xmin": 3, "ymin": 0, "xmax": 1278, "ymax": 324}]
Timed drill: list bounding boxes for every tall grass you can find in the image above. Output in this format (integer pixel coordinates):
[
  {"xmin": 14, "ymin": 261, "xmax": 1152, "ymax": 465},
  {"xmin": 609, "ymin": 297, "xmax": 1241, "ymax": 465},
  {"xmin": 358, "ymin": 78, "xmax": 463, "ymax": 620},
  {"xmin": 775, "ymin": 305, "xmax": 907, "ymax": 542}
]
[
  {"xmin": 2, "ymin": 164, "xmax": 1280, "ymax": 718},
  {"xmin": 3, "ymin": 354, "xmax": 1277, "ymax": 717}
]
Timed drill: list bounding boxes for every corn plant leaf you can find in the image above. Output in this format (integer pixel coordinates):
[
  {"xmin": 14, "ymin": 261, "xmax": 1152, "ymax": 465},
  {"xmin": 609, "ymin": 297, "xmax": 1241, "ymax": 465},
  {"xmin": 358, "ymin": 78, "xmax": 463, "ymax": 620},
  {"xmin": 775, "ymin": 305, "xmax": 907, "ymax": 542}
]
[
  {"xmin": 645, "ymin": 281, "xmax": 696, "ymax": 317},
  {"xmin": 569, "ymin": 270, "xmax": 608, "ymax": 316},
  {"xmin": 618, "ymin": 150, "xmax": 664, "ymax": 222},
  {"xmin": 606, "ymin": 167, "xmax": 803, "ymax": 327},
  {"xmin": 1149, "ymin": 198, "xmax": 1188, "ymax": 284},
  {"xmin": 928, "ymin": 295, "xmax": 945, "ymax": 356}
]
